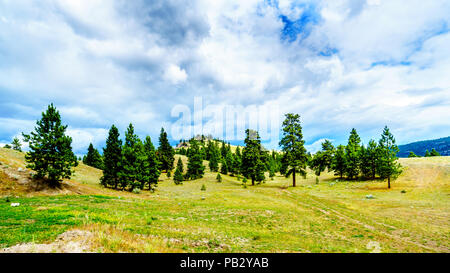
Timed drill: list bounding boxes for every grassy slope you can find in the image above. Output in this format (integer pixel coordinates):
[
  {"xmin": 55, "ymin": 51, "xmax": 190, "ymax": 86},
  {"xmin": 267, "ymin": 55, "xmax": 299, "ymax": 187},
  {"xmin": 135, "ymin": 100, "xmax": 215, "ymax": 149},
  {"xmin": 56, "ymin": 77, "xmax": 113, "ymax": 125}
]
[{"xmin": 0, "ymin": 148, "xmax": 449, "ymax": 252}]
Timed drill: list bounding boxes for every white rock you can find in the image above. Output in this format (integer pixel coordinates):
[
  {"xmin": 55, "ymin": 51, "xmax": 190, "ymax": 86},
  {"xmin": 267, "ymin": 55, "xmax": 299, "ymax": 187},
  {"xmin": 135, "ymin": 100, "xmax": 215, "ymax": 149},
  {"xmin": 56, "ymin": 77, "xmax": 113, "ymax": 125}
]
[
  {"xmin": 10, "ymin": 203, "xmax": 20, "ymax": 207},
  {"xmin": 365, "ymin": 194, "xmax": 375, "ymax": 199}
]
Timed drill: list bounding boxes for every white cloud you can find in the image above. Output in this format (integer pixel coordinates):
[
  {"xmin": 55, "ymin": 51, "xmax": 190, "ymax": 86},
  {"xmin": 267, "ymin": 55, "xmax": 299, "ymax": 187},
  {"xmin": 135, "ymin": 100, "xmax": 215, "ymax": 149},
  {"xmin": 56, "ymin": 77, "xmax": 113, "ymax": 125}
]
[{"xmin": 163, "ymin": 64, "xmax": 188, "ymax": 84}]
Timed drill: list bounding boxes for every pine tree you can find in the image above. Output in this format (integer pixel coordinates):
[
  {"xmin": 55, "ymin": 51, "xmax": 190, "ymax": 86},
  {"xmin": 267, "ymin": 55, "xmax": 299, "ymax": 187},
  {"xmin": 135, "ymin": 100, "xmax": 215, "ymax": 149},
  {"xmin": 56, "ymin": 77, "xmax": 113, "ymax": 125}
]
[
  {"xmin": 225, "ymin": 151, "xmax": 234, "ymax": 175},
  {"xmin": 100, "ymin": 125, "xmax": 122, "ymax": 188},
  {"xmin": 332, "ymin": 145, "xmax": 346, "ymax": 179},
  {"xmin": 424, "ymin": 150, "xmax": 431, "ymax": 157},
  {"xmin": 208, "ymin": 142, "xmax": 220, "ymax": 172},
  {"xmin": 359, "ymin": 145, "xmax": 371, "ymax": 179},
  {"xmin": 408, "ymin": 151, "xmax": 419, "ymax": 158},
  {"xmin": 186, "ymin": 140, "xmax": 205, "ymax": 180},
  {"xmin": 173, "ymin": 157, "xmax": 184, "ymax": 185},
  {"xmin": 377, "ymin": 126, "xmax": 402, "ymax": 189},
  {"xmin": 321, "ymin": 140, "xmax": 335, "ymax": 171},
  {"xmin": 220, "ymin": 141, "xmax": 227, "ymax": 159},
  {"xmin": 22, "ymin": 104, "xmax": 77, "ymax": 187},
  {"xmin": 118, "ymin": 123, "xmax": 140, "ymax": 191},
  {"xmin": 366, "ymin": 140, "xmax": 379, "ymax": 180},
  {"xmin": 142, "ymin": 136, "xmax": 161, "ymax": 190},
  {"xmin": 279, "ymin": 113, "xmax": 308, "ymax": 187},
  {"xmin": 241, "ymin": 129, "xmax": 266, "ymax": 185},
  {"xmin": 157, "ymin": 128, "xmax": 175, "ymax": 172},
  {"xmin": 11, "ymin": 137, "xmax": 22, "ymax": 152},
  {"xmin": 216, "ymin": 173, "xmax": 222, "ymax": 182},
  {"xmin": 220, "ymin": 159, "xmax": 228, "ymax": 175},
  {"xmin": 83, "ymin": 143, "xmax": 103, "ymax": 169},
  {"xmin": 345, "ymin": 128, "xmax": 361, "ymax": 180},
  {"xmin": 310, "ymin": 151, "xmax": 326, "ymax": 176},
  {"xmin": 231, "ymin": 152, "xmax": 241, "ymax": 176},
  {"xmin": 430, "ymin": 148, "xmax": 440, "ymax": 156}
]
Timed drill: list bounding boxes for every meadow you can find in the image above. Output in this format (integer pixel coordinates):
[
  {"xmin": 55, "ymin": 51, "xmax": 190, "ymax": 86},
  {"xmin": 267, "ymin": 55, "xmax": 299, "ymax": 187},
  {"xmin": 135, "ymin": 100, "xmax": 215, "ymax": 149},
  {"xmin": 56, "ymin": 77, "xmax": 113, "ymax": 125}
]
[{"xmin": 0, "ymin": 148, "xmax": 449, "ymax": 252}]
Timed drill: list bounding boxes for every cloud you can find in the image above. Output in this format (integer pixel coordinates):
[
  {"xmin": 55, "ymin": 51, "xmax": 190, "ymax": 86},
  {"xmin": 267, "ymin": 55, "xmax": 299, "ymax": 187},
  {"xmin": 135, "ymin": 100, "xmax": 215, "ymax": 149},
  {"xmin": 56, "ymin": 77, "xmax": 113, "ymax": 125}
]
[
  {"xmin": 163, "ymin": 64, "xmax": 188, "ymax": 84},
  {"xmin": 0, "ymin": 0, "xmax": 449, "ymax": 154}
]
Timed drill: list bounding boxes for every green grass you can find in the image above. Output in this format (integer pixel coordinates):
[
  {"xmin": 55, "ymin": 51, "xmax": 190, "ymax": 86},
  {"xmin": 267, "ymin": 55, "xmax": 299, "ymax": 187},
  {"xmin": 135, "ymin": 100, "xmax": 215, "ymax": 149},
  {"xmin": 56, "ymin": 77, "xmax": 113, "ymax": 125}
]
[{"xmin": 0, "ymin": 148, "xmax": 449, "ymax": 252}]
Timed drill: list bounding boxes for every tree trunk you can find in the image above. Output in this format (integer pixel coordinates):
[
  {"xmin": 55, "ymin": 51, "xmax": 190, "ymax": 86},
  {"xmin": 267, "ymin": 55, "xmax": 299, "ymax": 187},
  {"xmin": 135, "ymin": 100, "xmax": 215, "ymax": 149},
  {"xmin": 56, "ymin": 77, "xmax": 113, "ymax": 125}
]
[
  {"xmin": 388, "ymin": 176, "xmax": 391, "ymax": 189},
  {"xmin": 292, "ymin": 169, "xmax": 296, "ymax": 187},
  {"xmin": 251, "ymin": 178, "xmax": 255, "ymax": 186}
]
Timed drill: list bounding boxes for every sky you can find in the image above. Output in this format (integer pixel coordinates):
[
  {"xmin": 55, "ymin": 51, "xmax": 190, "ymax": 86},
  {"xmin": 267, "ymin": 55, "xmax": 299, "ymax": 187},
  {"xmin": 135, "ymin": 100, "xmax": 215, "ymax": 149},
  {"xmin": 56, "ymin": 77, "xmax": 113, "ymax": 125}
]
[{"xmin": 0, "ymin": 0, "xmax": 449, "ymax": 155}]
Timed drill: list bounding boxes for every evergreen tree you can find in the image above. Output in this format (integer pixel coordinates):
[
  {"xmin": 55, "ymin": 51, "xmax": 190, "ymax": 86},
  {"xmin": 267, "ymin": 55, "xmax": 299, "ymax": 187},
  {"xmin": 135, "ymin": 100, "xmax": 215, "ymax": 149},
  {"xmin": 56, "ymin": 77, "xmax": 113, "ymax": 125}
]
[
  {"xmin": 430, "ymin": 148, "xmax": 440, "ymax": 156},
  {"xmin": 231, "ymin": 152, "xmax": 241, "ymax": 176},
  {"xmin": 118, "ymin": 124, "xmax": 140, "ymax": 191},
  {"xmin": 208, "ymin": 142, "xmax": 220, "ymax": 172},
  {"xmin": 220, "ymin": 159, "xmax": 228, "ymax": 174},
  {"xmin": 186, "ymin": 140, "xmax": 205, "ymax": 180},
  {"xmin": 332, "ymin": 145, "xmax": 346, "ymax": 179},
  {"xmin": 3, "ymin": 144, "xmax": 11, "ymax": 149},
  {"xmin": 359, "ymin": 145, "xmax": 371, "ymax": 179},
  {"xmin": 345, "ymin": 128, "xmax": 361, "ymax": 179},
  {"xmin": 225, "ymin": 151, "xmax": 234, "ymax": 175},
  {"xmin": 366, "ymin": 140, "xmax": 379, "ymax": 180},
  {"xmin": 220, "ymin": 141, "xmax": 227, "ymax": 159},
  {"xmin": 310, "ymin": 151, "xmax": 326, "ymax": 176},
  {"xmin": 216, "ymin": 173, "xmax": 222, "ymax": 182},
  {"xmin": 101, "ymin": 125, "xmax": 122, "ymax": 188},
  {"xmin": 173, "ymin": 157, "xmax": 184, "ymax": 185},
  {"xmin": 424, "ymin": 150, "xmax": 431, "ymax": 157},
  {"xmin": 279, "ymin": 113, "xmax": 308, "ymax": 187},
  {"xmin": 83, "ymin": 143, "xmax": 103, "ymax": 169},
  {"xmin": 157, "ymin": 128, "xmax": 175, "ymax": 172},
  {"xmin": 241, "ymin": 129, "xmax": 266, "ymax": 185},
  {"xmin": 11, "ymin": 137, "xmax": 22, "ymax": 152},
  {"xmin": 321, "ymin": 140, "xmax": 335, "ymax": 171},
  {"xmin": 279, "ymin": 153, "xmax": 288, "ymax": 176},
  {"xmin": 377, "ymin": 126, "xmax": 402, "ymax": 189},
  {"xmin": 408, "ymin": 151, "xmax": 419, "ymax": 158},
  {"xmin": 142, "ymin": 136, "xmax": 161, "ymax": 190},
  {"xmin": 22, "ymin": 104, "xmax": 77, "ymax": 186}
]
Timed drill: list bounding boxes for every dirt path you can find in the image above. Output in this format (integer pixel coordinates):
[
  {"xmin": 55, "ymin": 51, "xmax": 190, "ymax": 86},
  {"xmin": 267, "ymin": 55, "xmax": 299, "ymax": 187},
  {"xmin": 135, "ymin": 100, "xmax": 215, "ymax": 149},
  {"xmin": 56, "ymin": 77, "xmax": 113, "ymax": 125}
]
[{"xmin": 1, "ymin": 230, "xmax": 93, "ymax": 253}]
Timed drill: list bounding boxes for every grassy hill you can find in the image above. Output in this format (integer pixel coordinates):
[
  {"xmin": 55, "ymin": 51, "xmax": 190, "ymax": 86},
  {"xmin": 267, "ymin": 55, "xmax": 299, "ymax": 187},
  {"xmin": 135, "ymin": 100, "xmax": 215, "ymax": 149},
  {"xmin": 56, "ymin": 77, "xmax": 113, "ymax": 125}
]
[
  {"xmin": 0, "ymin": 147, "xmax": 449, "ymax": 252},
  {"xmin": 398, "ymin": 136, "xmax": 450, "ymax": 157}
]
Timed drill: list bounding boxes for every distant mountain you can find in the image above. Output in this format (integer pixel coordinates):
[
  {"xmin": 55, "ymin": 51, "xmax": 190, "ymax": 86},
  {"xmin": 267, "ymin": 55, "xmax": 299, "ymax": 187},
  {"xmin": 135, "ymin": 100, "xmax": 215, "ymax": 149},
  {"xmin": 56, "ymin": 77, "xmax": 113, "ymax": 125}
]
[{"xmin": 397, "ymin": 136, "xmax": 450, "ymax": 157}]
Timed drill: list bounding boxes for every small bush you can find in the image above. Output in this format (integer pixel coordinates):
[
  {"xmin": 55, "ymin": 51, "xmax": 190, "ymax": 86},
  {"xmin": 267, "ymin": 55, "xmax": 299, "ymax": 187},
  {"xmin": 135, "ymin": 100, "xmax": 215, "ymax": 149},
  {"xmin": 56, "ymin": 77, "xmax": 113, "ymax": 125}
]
[
  {"xmin": 315, "ymin": 177, "xmax": 319, "ymax": 184},
  {"xmin": 201, "ymin": 184, "xmax": 206, "ymax": 191},
  {"xmin": 167, "ymin": 171, "xmax": 171, "ymax": 178},
  {"xmin": 132, "ymin": 188, "xmax": 141, "ymax": 194},
  {"xmin": 216, "ymin": 173, "xmax": 222, "ymax": 182}
]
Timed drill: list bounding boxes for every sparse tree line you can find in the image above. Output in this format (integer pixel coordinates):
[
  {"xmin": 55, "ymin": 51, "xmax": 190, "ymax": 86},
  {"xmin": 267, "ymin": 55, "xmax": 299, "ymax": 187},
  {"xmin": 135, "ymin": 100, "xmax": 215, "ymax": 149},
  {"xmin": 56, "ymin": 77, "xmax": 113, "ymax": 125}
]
[
  {"xmin": 408, "ymin": 149, "xmax": 441, "ymax": 157},
  {"xmin": 307, "ymin": 127, "xmax": 403, "ymax": 188},
  {"xmin": 10, "ymin": 104, "xmax": 404, "ymax": 190}
]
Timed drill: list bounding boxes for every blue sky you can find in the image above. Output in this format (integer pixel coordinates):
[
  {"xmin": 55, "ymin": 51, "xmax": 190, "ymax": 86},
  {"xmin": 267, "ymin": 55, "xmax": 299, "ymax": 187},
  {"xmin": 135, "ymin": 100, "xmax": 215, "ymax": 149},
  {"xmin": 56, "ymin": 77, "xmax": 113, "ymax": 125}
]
[{"xmin": 1, "ymin": 0, "xmax": 450, "ymax": 155}]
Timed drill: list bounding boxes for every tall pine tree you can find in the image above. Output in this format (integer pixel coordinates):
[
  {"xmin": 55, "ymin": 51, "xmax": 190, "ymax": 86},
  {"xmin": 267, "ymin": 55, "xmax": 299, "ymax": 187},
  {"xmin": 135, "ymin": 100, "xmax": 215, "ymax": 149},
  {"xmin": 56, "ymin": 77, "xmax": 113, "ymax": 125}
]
[
  {"xmin": 157, "ymin": 128, "xmax": 175, "ymax": 172},
  {"xmin": 118, "ymin": 124, "xmax": 140, "ymax": 191},
  {"xmin": 241, "ymin": 129, "xmax": 266, "ymax": 186},
  {"xmin": 83, "ymin": 143, "xmax": 103, "ymax": 169},
  {"xmin": 279, "ymin": 113, "xmax": 308, "ymax": 187},
  {"xmin": 332, "ymin": 145, "xmax": 346, "ymax": 179},
  {"xmin": 186, "ymin": 140, "xmax": 205, "ymax": 180},
  {"xmin": 142, "ymin": 136, "xmax": 161, "ymax": 190},
  {"xmin": 345, "ymin": 128, "xmax": 361, "ymax": 180},
  {"xmin": 173, "ymin": 157, "xmax": 184, "ymax": 185},
  {"xmin": 22, "ymin": 104, "xmax": 77, "ymax": 187},
  {"xmin": 208, "ymin": 141, "xmax": 220, "ymax": 172},
  {"xmin": 377, "ymin": 126, "xmax": 402, "ymax": 188},
  {"xmin": 101, "ymin": 125, "xmax": 122, "ymax": 188}
]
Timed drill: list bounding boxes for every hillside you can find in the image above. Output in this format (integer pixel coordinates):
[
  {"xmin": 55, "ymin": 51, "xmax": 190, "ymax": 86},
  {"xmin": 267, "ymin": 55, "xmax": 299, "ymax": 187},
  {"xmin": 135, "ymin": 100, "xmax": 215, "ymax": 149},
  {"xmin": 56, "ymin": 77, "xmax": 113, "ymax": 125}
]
[
  {"xmin": 0, "ymin": 147, "xmax": 449, "ymax": 253},
  {"xmin": 398, "ymin": 136, "xmax": 450, "ymax": 157}
]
